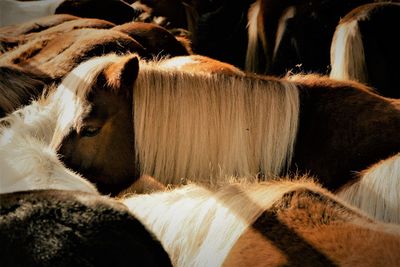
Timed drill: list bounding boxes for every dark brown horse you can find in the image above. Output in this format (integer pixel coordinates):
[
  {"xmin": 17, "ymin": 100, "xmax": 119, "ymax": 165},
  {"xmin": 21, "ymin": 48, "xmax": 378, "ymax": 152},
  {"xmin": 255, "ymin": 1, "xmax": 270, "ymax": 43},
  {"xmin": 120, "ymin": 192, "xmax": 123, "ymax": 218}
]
[
  {"xmin": 49, "ymin": 53, "xmax": 400, "ymax": 196},
  {"xmin": 330, "ymin": 2, "xmax": 400, "ymax": 98},
  {"xmin": 0, "ymin": 189, "xmax": 172, "ymax": 267}
]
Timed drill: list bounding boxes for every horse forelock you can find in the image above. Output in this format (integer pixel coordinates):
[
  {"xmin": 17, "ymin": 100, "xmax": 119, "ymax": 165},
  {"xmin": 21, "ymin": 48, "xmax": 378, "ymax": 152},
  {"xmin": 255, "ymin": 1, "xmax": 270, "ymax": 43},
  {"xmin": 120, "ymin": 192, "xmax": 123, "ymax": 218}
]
[
  {"xmin": 50, "ymin": 54, "xmax": 122, "ymax": 139},
  {"xmin": 123, "ymin": 178, "xmax": 334, "ymax": 267},
  {"xmin": 133, "ymin": 63, "xmax": 300, "ymax": 185}
]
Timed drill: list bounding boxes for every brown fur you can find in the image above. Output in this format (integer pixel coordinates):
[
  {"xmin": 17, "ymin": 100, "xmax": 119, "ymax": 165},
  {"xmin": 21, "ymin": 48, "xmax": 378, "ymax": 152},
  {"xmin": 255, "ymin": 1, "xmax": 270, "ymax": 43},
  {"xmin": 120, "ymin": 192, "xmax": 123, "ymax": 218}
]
[
  {"xmin": 0, "ymin": 17, "xmax": 115, "ymax": 53},
  {"xmin": 1, "ymin": 28, "xmax": 146, "ymax": 80},
  {"xmin": 113, "ymin": 22, "xmax": 190, "ymax": 58},
  {"xmin": 224, "ymin": 187, "xmax": 400, "ymax": 266},
  {"xmin": 0, "ymin": 63, "xmax": 50, "ymax": 117},
  {"xmin": 289, "ymin": 74, "xmax": 400, "ymax": 190}
]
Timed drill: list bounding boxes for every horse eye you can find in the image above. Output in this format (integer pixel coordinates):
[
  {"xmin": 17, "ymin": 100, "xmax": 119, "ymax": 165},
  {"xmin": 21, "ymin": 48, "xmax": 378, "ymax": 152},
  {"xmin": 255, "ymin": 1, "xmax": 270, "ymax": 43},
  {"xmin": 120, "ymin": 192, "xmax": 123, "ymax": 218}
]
[{"xmin": 80, "ymin": 126, "xmax": 101, "ymax": 137}]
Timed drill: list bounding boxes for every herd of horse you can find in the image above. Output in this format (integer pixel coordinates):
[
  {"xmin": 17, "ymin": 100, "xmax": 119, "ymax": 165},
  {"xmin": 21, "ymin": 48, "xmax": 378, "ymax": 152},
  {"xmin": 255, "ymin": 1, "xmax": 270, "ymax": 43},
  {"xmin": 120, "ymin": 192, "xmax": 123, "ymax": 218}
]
[{"xmin": 1, "ymin": 0, "xmax": 400, "ymax": 266}]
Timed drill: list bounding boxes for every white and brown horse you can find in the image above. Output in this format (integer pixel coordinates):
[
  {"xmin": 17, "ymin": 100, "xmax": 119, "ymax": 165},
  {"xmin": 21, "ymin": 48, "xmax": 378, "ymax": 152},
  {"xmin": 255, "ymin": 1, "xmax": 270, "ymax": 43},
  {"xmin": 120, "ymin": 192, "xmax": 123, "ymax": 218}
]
[
  {"xmin": 330, "ymin": 2, "xmax": 400, "ymax": 98},
  {"xmin": 123, "ymin": 179, "xmax": 400, "ymax": 266},
  {"xmin": 48, "ymin": 53, "xmax": 400, "ymax": 197},
  {"xmin": 0, "ymin": 93, "xmax": 172, "ymax": 267}
]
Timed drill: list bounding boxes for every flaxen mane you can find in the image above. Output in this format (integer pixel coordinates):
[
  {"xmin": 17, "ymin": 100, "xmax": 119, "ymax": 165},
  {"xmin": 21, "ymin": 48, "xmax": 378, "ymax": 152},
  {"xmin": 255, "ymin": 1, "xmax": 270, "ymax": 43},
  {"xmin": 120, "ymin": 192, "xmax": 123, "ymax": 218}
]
[
  {"xmin": 134, "ymin": 57, "xmax": 300, "ymax": 184},
  {"xmin": 53, "ymin": 53, "xmax": 300, "ymax": 186}
]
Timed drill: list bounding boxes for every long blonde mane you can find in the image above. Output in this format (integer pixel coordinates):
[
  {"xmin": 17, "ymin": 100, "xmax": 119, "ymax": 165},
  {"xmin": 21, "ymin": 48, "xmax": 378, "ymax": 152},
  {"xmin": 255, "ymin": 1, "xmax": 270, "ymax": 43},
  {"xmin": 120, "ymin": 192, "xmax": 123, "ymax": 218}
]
[
  {"xmin": 329, "ymin": 17, "xmax": 368, "ymax": 83},
  {"xmin": 134, "ymin": 59, "xmax": 300, "ymax": 185}
]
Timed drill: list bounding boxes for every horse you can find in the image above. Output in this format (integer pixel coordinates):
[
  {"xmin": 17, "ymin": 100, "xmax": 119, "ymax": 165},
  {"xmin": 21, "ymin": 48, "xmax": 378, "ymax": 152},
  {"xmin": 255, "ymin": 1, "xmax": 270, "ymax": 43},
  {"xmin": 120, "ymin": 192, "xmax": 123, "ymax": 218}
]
[
  {"xmin": 122, "ymin": 178, "xmax": 400, "ymax": 266},
  {"xmin": 329, "ymin": 2, "xmax": 400, "ymax": 98},
  {"xmin": 0, "ymin": 189, "xmax": 173, "ymax": 267},
  {"xmin": 0, "ymin": 96, "xmax": 172, "ymax": 267},
  {"xmin": 49, "ymin": 53, "xmax": 400, "ymax": 197}
]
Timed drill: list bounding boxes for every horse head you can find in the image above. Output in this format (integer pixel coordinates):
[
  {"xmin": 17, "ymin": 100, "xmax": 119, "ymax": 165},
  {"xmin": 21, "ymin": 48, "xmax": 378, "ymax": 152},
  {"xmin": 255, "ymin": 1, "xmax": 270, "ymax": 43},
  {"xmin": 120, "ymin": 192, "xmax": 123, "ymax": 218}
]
[{"xmin": 52, "ymin": 54, "xmax": 140, "ymax": 195}]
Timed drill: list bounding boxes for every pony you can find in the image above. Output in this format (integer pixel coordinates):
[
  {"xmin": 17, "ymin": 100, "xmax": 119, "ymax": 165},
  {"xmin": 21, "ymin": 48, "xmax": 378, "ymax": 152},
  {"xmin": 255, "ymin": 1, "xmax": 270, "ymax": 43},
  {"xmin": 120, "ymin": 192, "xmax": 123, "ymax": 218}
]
[
  {"xmin": 122, "ymin": 179, "xmax": 400, "ymax": 266},
  {"xmin": 329, "ymin": 2, "xmax": 400, "ymax": 98},
  {"xmin": 0, "ymin": 189, "xmax": 173, "ymax": 267},
  {"xmin": 0, "ymin": 92, "xmax": 172, "ymax": 267},
  {"xmin": 50, "ymin": 53, "xmax": 400, "ymax": 196}
]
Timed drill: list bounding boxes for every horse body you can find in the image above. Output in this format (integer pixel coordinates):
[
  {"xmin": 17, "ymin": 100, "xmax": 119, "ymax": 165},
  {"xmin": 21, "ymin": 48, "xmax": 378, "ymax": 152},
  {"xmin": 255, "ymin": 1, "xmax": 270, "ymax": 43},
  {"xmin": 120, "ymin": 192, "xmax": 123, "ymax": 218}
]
[
  {"xmin": 0, "ymin": 189, "xmax": 172, "ymax": 267},
  {"xmin": 123, "ymin": 179, "xmax": 400, "ymax": 266},
  {"xmin": 330, "ymin": 2, "xmax": 400, "ymax": 98},
  {"xmin": 51, "ymin": 53, "xmax": 400, "ymax": 197}
]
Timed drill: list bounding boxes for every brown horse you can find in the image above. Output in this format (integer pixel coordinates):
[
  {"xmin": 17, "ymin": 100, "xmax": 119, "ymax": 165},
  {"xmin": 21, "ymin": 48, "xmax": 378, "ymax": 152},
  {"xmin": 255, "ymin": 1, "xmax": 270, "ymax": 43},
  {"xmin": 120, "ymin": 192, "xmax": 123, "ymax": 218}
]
[
  {"xmin": 123, "ymin": 179, "xmax": 400, "ymax": 266},
  {"xmin": 330, "ymin": 2, "xmax": 400, "ymax": 98},
  {"xmin": 49, "ymin": 53, "xmax": 400, "ymax": 197}
]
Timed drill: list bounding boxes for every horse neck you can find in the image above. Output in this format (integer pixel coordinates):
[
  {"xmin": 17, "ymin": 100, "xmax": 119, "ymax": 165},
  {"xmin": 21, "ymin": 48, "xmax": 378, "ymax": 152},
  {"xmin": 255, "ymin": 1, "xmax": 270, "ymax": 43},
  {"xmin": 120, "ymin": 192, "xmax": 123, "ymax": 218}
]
[{"xmin": 133, "ymin": 67, "xmax": 300, "ymax": 185}]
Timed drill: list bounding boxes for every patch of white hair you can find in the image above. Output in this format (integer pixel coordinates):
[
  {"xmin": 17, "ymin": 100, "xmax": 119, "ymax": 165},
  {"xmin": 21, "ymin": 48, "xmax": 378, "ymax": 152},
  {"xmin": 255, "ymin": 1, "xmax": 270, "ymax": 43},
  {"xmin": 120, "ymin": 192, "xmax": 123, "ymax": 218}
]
[
  {"xmin": 0, "ymin": 100, "xmax": 98, "ymax": 194},
  {"xmin": 337, "ymin": 153, "xmax": 400, "ymax": 224}
]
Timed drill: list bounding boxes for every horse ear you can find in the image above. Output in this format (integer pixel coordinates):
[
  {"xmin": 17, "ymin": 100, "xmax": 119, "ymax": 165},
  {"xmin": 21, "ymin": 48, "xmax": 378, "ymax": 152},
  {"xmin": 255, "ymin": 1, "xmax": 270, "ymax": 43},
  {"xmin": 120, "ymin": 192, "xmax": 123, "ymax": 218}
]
[{"xmin": 105, "ymin": 55, "xmax": 139, "ymax": 92}]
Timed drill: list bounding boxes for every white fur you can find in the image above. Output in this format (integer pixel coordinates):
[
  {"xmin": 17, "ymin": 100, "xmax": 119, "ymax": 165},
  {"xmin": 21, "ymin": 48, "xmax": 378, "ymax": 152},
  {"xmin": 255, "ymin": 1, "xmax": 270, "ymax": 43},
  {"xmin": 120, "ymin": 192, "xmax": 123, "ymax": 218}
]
[
  {"xmin": 337, "ymin": 153, "xmax": 400, "ymax": 224},
  {"xmin": 0, "ymin": 99, "xmax": 98, "ymax": 194},
  {"xmin": 330, "ymin": 19, "xmax": 368, "ymax": 83},
  {"xmin": 0, "ymin": 0, "xmax": 64, "ymax": 27}
]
